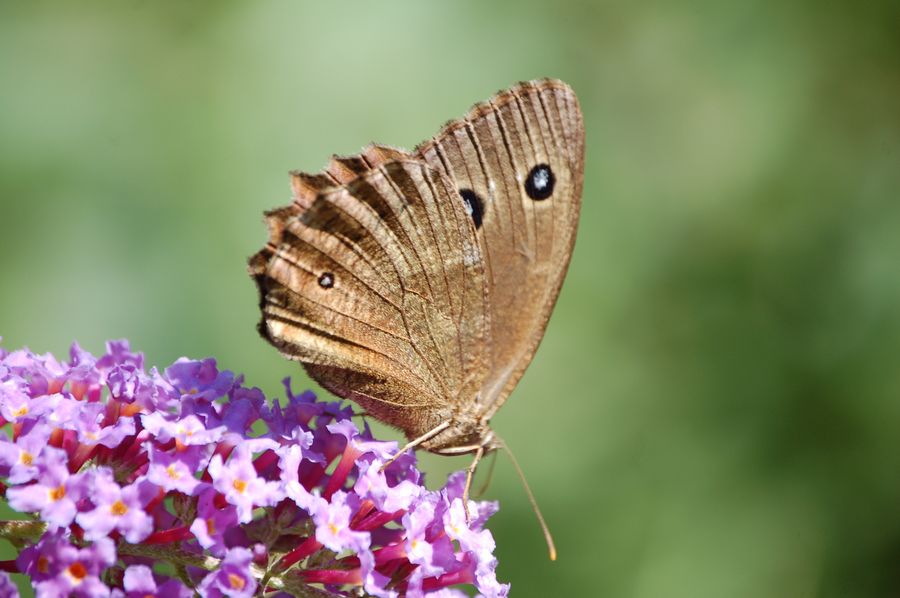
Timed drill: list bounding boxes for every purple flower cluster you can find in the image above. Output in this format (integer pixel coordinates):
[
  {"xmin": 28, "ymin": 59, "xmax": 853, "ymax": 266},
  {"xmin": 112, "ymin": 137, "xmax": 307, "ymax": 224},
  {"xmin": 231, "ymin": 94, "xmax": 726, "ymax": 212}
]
[{"xmin": 0, "ymin": 340, "xmax": 508, "ymax": 597}]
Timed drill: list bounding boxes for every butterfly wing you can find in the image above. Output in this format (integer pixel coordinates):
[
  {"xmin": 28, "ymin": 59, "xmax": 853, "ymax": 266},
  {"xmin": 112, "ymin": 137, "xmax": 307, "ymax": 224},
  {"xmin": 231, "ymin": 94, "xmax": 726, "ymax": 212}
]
[
  {"xmin": 251, "ymin": 79, "xmax": 584, "ymax": 442},
  {"xmin": 414, "ymin": 79, "xmax": 585, "ymax": 417},
  {"xmin": 250, "ymin": 158, "xmax": 491, "ymax": 439}
]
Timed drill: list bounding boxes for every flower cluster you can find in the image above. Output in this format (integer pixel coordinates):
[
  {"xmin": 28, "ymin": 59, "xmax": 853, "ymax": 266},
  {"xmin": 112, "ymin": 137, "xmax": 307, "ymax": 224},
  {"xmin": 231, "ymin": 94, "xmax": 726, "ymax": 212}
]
[{"xmin": 0, "ymin": 340, "xmax": 508, "ymax": 597}]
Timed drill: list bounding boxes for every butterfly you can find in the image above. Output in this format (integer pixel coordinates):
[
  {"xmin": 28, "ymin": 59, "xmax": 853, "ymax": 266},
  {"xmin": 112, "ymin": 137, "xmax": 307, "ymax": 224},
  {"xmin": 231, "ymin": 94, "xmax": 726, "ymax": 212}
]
[{"xmin": 249, "ymin": 79, "xmax": 584, "ymax": 558}]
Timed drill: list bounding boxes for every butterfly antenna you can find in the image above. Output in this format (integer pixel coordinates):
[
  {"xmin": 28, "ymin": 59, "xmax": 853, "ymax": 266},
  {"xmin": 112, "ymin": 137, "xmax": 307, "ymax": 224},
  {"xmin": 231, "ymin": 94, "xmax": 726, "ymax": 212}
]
[
  {"xmin": 496, "ymin": 435, "xmax": 557, "ymax": 561},
  {"xmin": 474, "ymin": 449, "xmax": 499, "ymax": 498}
]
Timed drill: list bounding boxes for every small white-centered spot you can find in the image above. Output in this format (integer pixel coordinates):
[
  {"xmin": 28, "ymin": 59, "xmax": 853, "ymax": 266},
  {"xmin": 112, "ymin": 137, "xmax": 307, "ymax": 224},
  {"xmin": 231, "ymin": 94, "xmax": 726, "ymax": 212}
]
[
  {"xmin": 525, "ymin": 164, "xmax": 555, "ymax": 200},
  {"xmin": 318, "ymin": 272, "xmax": 334, "ymax": 289}
]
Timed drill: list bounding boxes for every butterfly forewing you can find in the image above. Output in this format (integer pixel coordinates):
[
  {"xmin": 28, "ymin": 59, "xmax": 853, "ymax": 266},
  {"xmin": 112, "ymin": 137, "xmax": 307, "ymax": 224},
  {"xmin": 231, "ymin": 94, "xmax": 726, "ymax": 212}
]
[{"xmin": 414, "ymin": 79, "xmax": 584, "ymax": 416}]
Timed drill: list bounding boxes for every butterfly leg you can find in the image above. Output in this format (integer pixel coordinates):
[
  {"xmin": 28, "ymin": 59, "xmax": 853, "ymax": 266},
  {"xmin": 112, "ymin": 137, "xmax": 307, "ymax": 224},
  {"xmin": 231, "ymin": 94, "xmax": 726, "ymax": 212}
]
[
  {"xmin": 462, "ymin": 445, "xmax": 486, "ymax": 523},
  {"xmin": 378, "ymin": 420, "xmax": 451, "ymax": 472}
]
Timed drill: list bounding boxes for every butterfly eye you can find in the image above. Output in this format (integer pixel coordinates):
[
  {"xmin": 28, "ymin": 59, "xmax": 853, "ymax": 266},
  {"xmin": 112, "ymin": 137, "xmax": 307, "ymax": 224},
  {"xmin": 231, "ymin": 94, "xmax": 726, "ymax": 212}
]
[
  {"xmin": 317, "ymin": 272, "xmax": 335, "ymax": 289},
  {"xmin": 525, "ymin": 164, "xmax": 555, "ymax": 200},
  {"xmin": 459, "ymin": 189, "xmax": 484, "ymax": 229}
]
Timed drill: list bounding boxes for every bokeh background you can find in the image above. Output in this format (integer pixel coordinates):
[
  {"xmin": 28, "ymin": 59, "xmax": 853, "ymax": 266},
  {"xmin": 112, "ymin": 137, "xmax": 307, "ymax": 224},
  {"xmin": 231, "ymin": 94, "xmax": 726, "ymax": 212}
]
[{"xmin": 2, "ymin": 1, "xmax": 899, "ymax": 596}]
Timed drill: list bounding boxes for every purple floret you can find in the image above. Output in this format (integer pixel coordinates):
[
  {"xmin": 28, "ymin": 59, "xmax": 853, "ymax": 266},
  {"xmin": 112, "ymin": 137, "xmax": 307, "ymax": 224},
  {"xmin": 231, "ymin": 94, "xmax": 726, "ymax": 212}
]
[{"xmin": 0, "ymin": 340, "xmax": 508, "ymax": 597}]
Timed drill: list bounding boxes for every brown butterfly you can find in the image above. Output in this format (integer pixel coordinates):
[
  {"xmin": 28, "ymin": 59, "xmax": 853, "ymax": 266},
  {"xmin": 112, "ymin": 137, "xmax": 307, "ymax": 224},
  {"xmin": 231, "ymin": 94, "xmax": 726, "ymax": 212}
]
[{"xmin": 249, "ymin": 79, "xmax": 584, "ymax": 559}]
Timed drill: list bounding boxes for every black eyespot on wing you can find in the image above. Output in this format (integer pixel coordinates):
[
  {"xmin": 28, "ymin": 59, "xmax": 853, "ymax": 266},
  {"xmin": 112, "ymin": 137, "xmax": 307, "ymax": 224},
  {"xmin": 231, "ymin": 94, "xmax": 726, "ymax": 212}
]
[
  {"xmin": 318, "ymin": 272, "xmax": 335, "ymax": 289},
  {"xmin": 525, "ymin": 164, "xmax": 555, "ymax": 200},
  {"xmin": 459, "ymin": 189, "xmax": 484, "ymax": 229}
]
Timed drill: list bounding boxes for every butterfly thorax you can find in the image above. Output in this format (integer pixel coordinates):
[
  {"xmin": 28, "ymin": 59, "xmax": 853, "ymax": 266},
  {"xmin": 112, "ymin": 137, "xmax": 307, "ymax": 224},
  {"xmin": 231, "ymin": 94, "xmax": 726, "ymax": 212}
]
[{"xmin": 419, "ymin": 415, "xmax": 498, "ymax": 455}]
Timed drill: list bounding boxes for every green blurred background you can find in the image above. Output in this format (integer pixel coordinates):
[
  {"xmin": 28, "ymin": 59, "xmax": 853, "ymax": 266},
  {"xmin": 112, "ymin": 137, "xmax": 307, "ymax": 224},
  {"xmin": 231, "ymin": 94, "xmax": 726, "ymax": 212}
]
[{"xmin": 2, "ymin": 1, "xmax": 899, "ymax": 596}]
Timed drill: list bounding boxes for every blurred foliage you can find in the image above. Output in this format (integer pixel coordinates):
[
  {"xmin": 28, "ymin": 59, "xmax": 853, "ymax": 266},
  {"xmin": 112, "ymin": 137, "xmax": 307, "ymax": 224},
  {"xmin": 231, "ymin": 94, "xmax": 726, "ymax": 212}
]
[{"xmin": 1, "ymin": 1, "xmax": 899, "ymax": 596}]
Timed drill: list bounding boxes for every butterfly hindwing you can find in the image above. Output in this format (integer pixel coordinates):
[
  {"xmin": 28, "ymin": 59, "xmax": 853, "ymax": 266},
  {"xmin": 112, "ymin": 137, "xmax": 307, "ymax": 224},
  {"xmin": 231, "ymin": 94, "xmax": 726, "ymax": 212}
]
[{"xmin": 252, "ymin": 159, "xmax": 490, "ymax": 437}]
